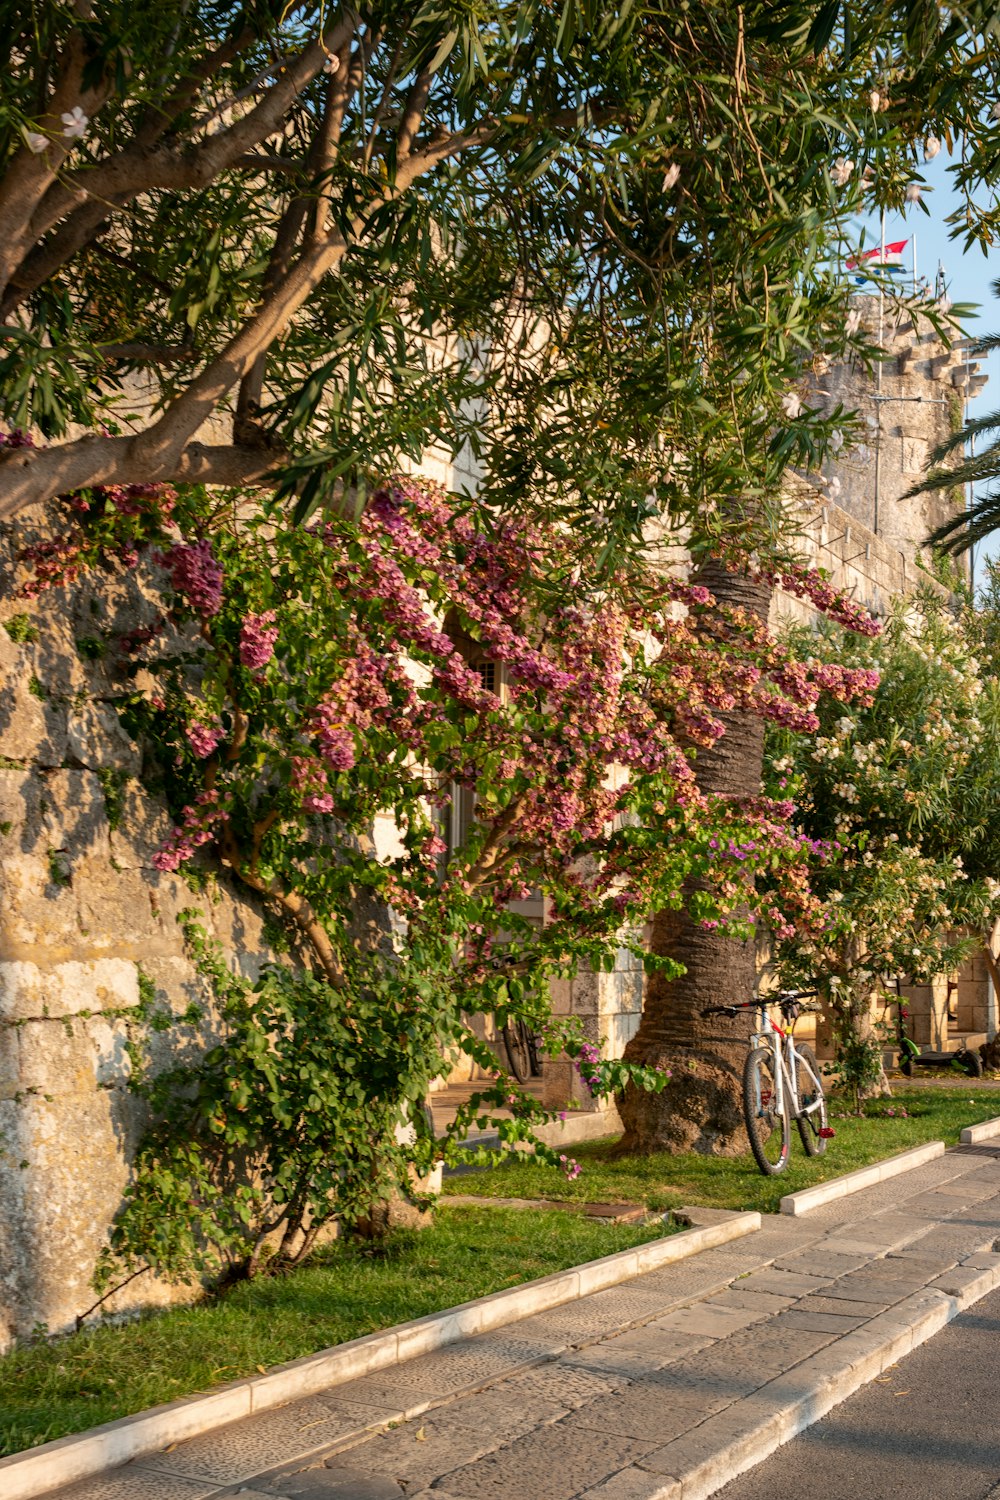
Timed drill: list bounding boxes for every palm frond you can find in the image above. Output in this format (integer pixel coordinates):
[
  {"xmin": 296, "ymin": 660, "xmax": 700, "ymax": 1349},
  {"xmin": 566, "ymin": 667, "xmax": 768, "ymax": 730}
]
[
  {"xmin": 920, "ymin": 404, "xmax": 1000, "ymax": 468},
  {"xmin": 966, "ymin": 331, "xmax": 1000, "ymax": 357},
  {"xmin": 928, "ymin": 486, "xmax": 1000, "ymax": 555},
  {"xmin": 917, "ymin": 446, "xmax": 1000, "ymax": 499}
]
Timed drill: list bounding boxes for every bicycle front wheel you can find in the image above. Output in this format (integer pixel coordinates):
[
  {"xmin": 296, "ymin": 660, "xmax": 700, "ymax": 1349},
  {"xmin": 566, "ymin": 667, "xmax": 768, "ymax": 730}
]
[
  {"xmin": 502, "ymin": 1020, "xmax": 532, "ymax": 1083},
  {"xmin": 794, "ymin": 1042, "xmax": 828, "ymax": 1157},
  {"xmin": 743, "ymin": 1048, "xmax": 790, "ymax": 1176}
]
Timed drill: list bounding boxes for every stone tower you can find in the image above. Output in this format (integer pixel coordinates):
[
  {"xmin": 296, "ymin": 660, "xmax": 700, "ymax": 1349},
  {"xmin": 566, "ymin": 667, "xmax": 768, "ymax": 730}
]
[{"xmin": 806, "ymin": 292, "xmax": 986, "ymax": 564}]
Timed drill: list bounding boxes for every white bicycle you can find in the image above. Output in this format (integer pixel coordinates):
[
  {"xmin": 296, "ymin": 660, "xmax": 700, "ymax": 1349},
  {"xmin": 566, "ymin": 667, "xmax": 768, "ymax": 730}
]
[{"xmin": 701, "ymin": 992, "xmax": 831, "ymax": 1176}]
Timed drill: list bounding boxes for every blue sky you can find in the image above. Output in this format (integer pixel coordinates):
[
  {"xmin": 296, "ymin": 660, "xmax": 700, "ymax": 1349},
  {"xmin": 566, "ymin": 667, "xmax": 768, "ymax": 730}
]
[{"xmin": 852, "ymin": 148, "xmax": 1000, "ymax": 574}]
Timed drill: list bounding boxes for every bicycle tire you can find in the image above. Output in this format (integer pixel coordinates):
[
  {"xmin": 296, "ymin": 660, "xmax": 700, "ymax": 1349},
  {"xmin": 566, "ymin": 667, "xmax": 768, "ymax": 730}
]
[
  {"xmin": 742, "ymin": 1048, "xmax": 790, "ymax": 1176},
  {"xmin": 502, "ymin": 1020, "xmax": 532, "ymax": 1083},
  {"xmin": 794, "ymin": 1042, "xmax": 828, "ymax": 1157}
]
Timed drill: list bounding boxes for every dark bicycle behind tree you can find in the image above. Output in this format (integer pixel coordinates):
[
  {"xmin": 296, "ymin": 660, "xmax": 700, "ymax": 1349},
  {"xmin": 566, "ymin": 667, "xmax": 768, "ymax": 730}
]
[{"xmin": 500, "ymin": 1017, "xmax": 540, "ymax": 1084}]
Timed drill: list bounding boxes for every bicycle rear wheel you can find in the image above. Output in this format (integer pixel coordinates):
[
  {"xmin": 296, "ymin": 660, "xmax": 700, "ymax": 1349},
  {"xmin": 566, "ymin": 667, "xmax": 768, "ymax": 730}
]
[
  {"xmin": 743, "ymin": 1048, "xmax": 790, "ymax": 1176},
  {"xmin": 502, "ymin": 1020, "xmax": 533, "ymax": 1083},
  {"xmin": 794, "ymin": 1042, "xmax": 828, "ymax": 1157}
]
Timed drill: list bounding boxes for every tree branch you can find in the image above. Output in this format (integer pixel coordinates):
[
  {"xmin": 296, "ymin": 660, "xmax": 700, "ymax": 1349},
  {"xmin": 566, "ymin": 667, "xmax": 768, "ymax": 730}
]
[
  {"xmin": 2, "ymin": 24, "xmax": 264, "ymax": 312},
  {"xmin": 397, "ymin": 58, "xmax": 437, "ymax": 160},
  {"xmin": 220, "ymin": 828, "xmax": 346, "ymax": 988},
  {"xmin": 2, "ymin": 199, "xmax": 130, "ymax": 318},
  {"xmin": 138, "ymin": 22, "xmax": 261, "ymax": 153},
  {"xmin": 0, "ymin": 437, "xmax": 291, "ymax": 520},
  {"xmin": 326, "ymin": 40, "xmax": 358, "ymax": 152},
  {"xmin": 0, "ymin": 117, "xmax": 496, "ymax": 521},
  {"xmin": 310, "ymin": 38, "xmax": 363, "ymax": 239},
  {"xmin": 22, "ymin": 17, "xmax": 359, "ymax": 251},
  {"xmin": 236, "ymin": 59, "xmax": 353, "ymax": 425},
  {"xmin": 0, "ymin": 32, "xmax": 113, "ymax": 299},
  {"xmin": 134, "ymin": 125, "xmax": 492, "ymax": 470},
  {"xmin": 460, "ymin": 793, "xmax": 528, "ymax": 893}
]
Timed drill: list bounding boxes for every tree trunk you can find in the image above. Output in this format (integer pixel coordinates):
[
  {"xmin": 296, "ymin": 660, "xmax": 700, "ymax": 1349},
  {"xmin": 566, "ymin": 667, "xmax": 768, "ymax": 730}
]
[
  {"xmin": 839, "ymin": 985, "xmax": 892, "ymax": 1104},
  {"xmin": 617, "ymin": 559, "xmax": 772, "ymax": 1155}
]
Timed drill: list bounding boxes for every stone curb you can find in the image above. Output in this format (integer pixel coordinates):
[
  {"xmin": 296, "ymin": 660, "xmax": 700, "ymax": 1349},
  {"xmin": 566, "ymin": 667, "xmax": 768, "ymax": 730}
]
[
  {"xmin": 603, "ymin": 1251, "xmax": 1000, "ymax": 1500},
  {"xmin": 0, "ymin": 1211, "xmax": 760, "ymax": 1500},
  {"xmin": 453, "ymin": 1105, "xmax": 622, "ymax": 1156},
  {"xmin": 960, "ymin": 1115, "xmax": 1000, "ymax": 1145},
  {"xmin": 779, "ymin": 1139, "xmax": 945, "ymax": 1216}
]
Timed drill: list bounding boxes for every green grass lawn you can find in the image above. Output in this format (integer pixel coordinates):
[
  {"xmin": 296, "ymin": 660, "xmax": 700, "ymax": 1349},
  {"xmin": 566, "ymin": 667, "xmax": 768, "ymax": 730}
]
[
  {"xmin": 0, "ymin": 1205, "xmax": 670, "ymax": 1459},
  {"xmin": 443, "ymin": 1087, "xmax": 1000, "ymax": 1217}
]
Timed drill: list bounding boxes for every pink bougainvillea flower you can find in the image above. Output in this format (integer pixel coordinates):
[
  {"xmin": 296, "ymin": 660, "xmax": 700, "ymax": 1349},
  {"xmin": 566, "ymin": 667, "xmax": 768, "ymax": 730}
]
[
  {"xmin": 161, "ymin": 539, "xmax": 223, "ymax": 617},
  {"xmin": 239, "ymin": 610, "xmax": 279, "ymax": 670},
  {"xmin": 186, "ymin": 720, "xmax": 224, "ymax": 759}
]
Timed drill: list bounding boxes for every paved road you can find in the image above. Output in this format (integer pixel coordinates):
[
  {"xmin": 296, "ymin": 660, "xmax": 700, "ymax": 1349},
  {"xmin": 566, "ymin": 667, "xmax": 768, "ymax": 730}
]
[{"xmin": 717, "ymin": 1284, "xmax": 1000, "ymax": 1500}]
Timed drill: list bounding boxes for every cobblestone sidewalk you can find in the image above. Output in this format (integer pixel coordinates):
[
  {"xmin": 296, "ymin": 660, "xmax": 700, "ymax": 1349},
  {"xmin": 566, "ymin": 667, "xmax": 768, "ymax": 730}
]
[{"xmin": 40, "ymin": 1146, "xmax": 1000, "ymax": 1500}]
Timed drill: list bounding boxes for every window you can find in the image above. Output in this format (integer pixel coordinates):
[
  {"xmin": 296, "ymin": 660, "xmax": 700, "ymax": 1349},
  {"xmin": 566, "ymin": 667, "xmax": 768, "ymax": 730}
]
[{"xmin": 476, "ymin": 660, "xmax": 497, "ymax": 694}]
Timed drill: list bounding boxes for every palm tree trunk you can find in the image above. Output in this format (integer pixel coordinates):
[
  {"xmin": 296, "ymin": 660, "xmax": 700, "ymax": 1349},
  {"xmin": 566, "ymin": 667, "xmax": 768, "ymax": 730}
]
[{"xmin": 617, "ymin": 559, "xmax": 772, "ymax": 1154}]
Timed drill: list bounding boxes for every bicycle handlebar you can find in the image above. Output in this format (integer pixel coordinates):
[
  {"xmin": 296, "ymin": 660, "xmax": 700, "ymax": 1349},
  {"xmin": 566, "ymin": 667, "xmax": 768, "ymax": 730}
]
[{"xmin": 700, "ymin": 990, "xmax": 819, "ymax": 1020}]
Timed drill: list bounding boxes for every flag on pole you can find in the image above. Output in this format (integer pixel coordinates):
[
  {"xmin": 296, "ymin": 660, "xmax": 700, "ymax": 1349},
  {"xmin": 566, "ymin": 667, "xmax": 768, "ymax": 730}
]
[{"xmin": 846, "ymin": 240, "xmax": 908, "ymax": 273}]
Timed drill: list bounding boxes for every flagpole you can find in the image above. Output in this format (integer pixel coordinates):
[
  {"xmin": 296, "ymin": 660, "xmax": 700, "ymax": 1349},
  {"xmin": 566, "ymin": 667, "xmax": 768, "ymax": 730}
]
[{"xmin": 874, "ymin": 207, "xmax": 886, "ymax": 536}]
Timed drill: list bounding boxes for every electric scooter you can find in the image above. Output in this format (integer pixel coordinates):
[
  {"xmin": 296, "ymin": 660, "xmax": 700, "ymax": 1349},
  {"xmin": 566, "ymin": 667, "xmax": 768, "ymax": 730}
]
[{"xmin": 895, "ymin": 1002, "xmax": 983, "ymax": 1078}]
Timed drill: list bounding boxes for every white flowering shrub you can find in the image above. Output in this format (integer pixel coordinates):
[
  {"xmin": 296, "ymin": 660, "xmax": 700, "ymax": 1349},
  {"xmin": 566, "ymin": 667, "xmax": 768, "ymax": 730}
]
[{"xmin": 764, "ymin": 588, "xmax": 1000, "ymax": 1096}]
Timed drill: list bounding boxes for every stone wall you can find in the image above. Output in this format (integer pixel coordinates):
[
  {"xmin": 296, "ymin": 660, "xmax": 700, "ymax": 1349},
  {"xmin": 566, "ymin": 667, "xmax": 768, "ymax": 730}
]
[
  {"xmin": 0, "ymin": 506, "xmax": 278, "ymax": 1350},
  {"xmin": 542, "ymin": 945, "xmax": 645, "ymax": 1132},
  {"xmin": 772, "ymin": 472, "xmax": 950, "ymax": 633}
]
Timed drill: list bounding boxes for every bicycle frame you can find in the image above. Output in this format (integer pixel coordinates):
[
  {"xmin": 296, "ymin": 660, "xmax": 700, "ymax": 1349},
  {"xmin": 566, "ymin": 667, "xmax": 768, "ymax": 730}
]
[{"xmin": 749, "ymin": 1008, "xmax": 825, "ymax": 1123}]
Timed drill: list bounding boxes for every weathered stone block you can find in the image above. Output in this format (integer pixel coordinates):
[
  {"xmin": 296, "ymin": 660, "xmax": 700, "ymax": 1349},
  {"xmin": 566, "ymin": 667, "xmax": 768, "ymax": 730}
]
[
  {"xmin": 76, "ymin": 862, "xmax": 161, "ymax": 953},
  {"xmin": 0, "ymin": 957, "xmax": 140, "ymax": 1022},
  {"xmin": 570, "ymin": 970, "xmax": 600, "ymax": 1014},
  {"xmin": 0, "ymin": 629, "xmax": 68, "ymax": 767},
  {"xmin": 0, "ymin": 767, "xmax": 43, "ymax": 842},
  {"xmin": 108, "ymin": 783, "xmax": 173, "ymax": 870},
  {"xmin": 209, "ymin": 883, "xmax": 272, "ymax": 981},
  {"xmin": 0, "ymin": 851, "xmax": 86, "ymax": 957},
  {"xmin": 593, "ymin": 969, "xmax": 639, "ymax": 1018},
  {"xmin": 0, "ymin": 1089, "xmax": 150, "ymax": 1339},
  {"xmin": 548, "ymin": 978, "xmax": 573, "ymax": 1014},
  {"xmin": 146, "ymin": 869, "xmax": 210, "ymax": 936},
  {"xmin": 541, "ymin": 1057, "xmax": 577, "ymax": 1109},
  {"xmin": 15, "ymin": 1012, "xmax": 135, "ymax": 1095},
  {"xmin": 20, "ymin": 616, "xmax": 92, "ymax": 696},
  {"xmin": 41, "ymin": 770, "xmax": 112, "ymax": 856},
  {"xmin": 16, "ymin": 1017, "xmax": 104, "ymax": 1094},
  {"xmin": 0, "ymin": 1026, "xmax": 18, "ymax": 1100},
  {"xmin": 66, "ymin": 701, "xmax": 142, "ymax": 774},
  {"xmin": 605, "ymin": 1012, "xmax": 641, "ymax": 1054}
]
